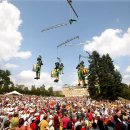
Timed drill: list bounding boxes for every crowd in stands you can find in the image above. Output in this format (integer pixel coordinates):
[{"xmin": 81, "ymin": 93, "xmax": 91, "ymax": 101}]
[{"xmin": 0, "ymin": 95, "xmax": 130, "ymax": 130}]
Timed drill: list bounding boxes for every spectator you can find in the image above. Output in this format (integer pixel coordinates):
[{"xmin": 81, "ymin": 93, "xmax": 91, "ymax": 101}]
[
  {"xmin": 90, "ymin": 122, "xmax": 99, "ymax": 130},
  {"xmin": 10, "ymin": 113, "xmax": 19, "ymax": 130},
  {"xmin": 39, "ymin": 114, "xmax": 48, "ymax": 130},
  {"xmin": 3, "ymin": 120, "xmax": 10, "ymax": 130},
  {"xmin": 62, "ymin": 113, "xmax": 70, "ymax": 130}
]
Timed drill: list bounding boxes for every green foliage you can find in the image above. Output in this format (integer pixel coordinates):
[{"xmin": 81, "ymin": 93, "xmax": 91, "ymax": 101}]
[
  {"xmin": 0, "ymin": 69, "xmax": 63, "ymax": 97},
  {"xmin": 88, "ymin": 51, "xmax": 123, "ymax": 101},
  {"xmin": 48, "ymin": 87, "xmax": 54, "ymax": 96},
  {"xmin": 121, "ymin": 83, "xmax": 130, "ymax": 100},
  {"xmin": 0, "ymin": 69, "xmax": 14, "ymax": 93},
  {"xmin": 88, "ymin": 51, "xmax": 101, "ymax": 98}
]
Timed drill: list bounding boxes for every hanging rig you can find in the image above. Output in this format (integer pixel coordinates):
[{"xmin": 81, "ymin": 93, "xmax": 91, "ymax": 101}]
[
  {"xmin": 79, "ymin": 51, "xmax": 91, "ymax": 63},
  {"xmin": 41, "ymin": 0, "xmax": 78, "ymax": 32},
  {"xmin": 67, "ymin": 0, "xmax": 78, "ymax": 18}
]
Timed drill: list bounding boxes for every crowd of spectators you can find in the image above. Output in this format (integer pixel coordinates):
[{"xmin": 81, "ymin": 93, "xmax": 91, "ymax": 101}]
[{"xmin": 0, "ymin": 95, "xmax": 130, "ymax": 130}]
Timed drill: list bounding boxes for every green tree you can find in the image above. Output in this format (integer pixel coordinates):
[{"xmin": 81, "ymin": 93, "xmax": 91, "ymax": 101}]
[
  {"xmin": 31, "ymin": 85, "xmax": 36, "ymax": 95},
  {"xmin": 88, "ymin": 51, "xmax": 101, "ymax": 98},
  {"xmin": 121, "ymin": 83, "xmax": 130, "ymax": 100},
  {"xmin": 24, "ymin": 87, "xmax": 29, "ymax": 94},
  {"xmin": 0, "ymin": 69, "xmax": 13, "ymax": 93},
  {"xmin": 98, "ymin": 54, "xmax": 122, "ymax": 100},
  {"xmin": 88, "ymin": 52, "xmax": 122, "ymax": 100},
  {"xmin": 39, "ymin": 84, "xmax": 46, "ymax": 96},
  {"xmin": 48, "ymin": 87, "xmax": 54, "ymax": 96}
]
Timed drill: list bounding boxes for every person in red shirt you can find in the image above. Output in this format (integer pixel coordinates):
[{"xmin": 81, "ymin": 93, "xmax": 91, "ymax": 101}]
[
  {"xmin": 62, "ymin": 113, "xmax": 70, "ymax": 130},
  {"xmin": 30, "ymin": 118, "xmax": 38, "ymax": 130},
  {"xmin": 53, "ymin": 112, "xmax": 60, "ymax": 130}
]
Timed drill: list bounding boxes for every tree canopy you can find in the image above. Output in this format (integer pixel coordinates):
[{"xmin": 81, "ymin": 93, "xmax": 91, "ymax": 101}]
[{"xmin": 88, "ymin": 51, "xmax": 123, "ymax": 100}]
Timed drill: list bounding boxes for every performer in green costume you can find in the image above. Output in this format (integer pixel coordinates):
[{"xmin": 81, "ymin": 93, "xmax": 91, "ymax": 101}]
[
  {"xmin": 76, "ymin": 61, "xmax": 88, "ymax": 86},
  {"xmin": 54, "ymin": 62, "xmax": 60, "ymax": 82},
  {"xmin": 51, "ymin": 61, "xmax": 65, "ymax": 82},
  {"xmin": 34, "ymin": 55, "xmax": 43, "ymax": 80},
  {"xmin": 51, "ymin": 62, "xmax": 60, "ymax": 82}
]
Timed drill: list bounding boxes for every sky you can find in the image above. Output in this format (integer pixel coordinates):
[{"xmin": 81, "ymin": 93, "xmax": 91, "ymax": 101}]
[{"xmin": 0, "ymin": 0, "xmax": 130, "ymax": 90}]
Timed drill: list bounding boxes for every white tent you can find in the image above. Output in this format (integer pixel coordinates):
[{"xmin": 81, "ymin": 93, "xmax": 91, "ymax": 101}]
[{"xmin": 5, "ymin": 91, "xmax": 23, "ymax": 96}]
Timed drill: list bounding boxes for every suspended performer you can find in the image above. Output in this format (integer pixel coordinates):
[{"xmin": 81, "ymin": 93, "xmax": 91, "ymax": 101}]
[
  {"xmin": 76, "ymin": 61, "xmax": 89, "ymax": 86},
  {"xmin": 59, "ymin": 63, "xmax": 64, "ymax": 74},
  {"xmin": 33, "ymin": 55, "xmax": 43, "ymax": 80},
  {"xmin": 51, "ymin": 62, "xmax": 60, "ymax": 82}
]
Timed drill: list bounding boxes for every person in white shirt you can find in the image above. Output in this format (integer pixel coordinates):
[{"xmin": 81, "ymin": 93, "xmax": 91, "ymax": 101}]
[{"xmin": 74, "ymin": 117, "xmax": 81, "ymax": 130}]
